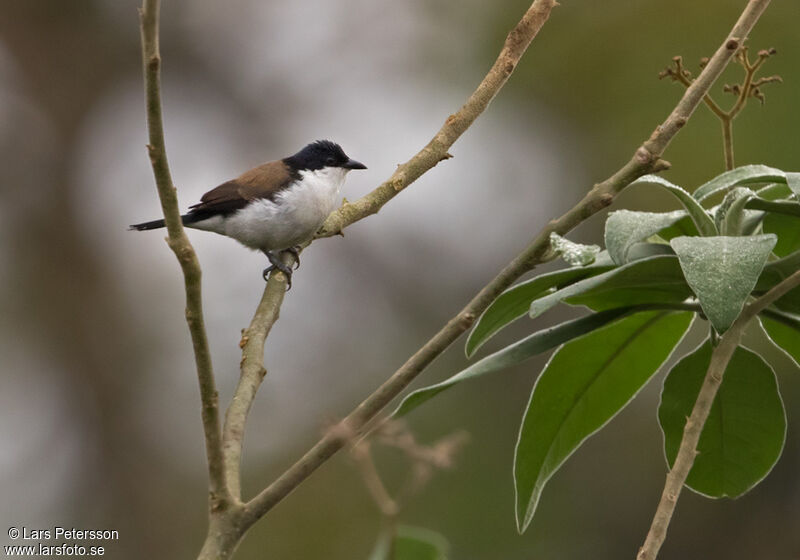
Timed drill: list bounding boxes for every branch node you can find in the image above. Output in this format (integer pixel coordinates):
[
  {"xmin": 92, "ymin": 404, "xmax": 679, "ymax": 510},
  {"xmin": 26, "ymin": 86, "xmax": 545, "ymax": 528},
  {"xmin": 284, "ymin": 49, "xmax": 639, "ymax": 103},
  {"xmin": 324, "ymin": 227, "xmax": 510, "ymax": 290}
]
[
  {"xmin": 652, "ymin": 158, "xmax": 672, "ymax": 172},
  {"xmin": 635, "ymin": 146, "xmax": 654, "ymax": 165},
  {"xmin": 459, "ymin": 312, "xmax": 476, "ymax": 329},
  {"xmin": 392, "ymin": 178, "xmax": 405, "ymax": 192},
  {"xmin": 726, "ymin": 38, "xmax": 740, "ymax": 50},
  {"xmin": 148, "ymin": 54, "xmax": 160, "ymax": 71},
  {"xmin": 597, "ymin": 193, "xmax": 614, "ymax": 208}
]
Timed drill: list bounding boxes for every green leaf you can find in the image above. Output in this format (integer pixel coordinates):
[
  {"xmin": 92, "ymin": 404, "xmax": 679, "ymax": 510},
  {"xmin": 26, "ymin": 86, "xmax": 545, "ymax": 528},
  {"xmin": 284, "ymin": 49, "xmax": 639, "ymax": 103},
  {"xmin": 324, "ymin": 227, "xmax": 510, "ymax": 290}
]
[
  {"xmin": 693, "ymin": 165, "xmax": 787, "ymax": 202},
  {"xmin": 786, "ymin": 172, "xmax": 800, "ymax": 197},
  {"xmin": 395, "ymin": 527, "xmax": 449, "ymax": 560},
  {"xmin": 659, "ymin": 341, "xmax": 786, "ymax": 498},
  {"xmin": 657, "ymin": 214, "xmax": 700, "ymax": 241},
  {"xmin": 757, "ymin": 248, "xmax": 800, "ymax": 288},
  {"xmin": 714, "ymin": 187, "xmax": 756, "ymax": 236},
  {"xmin": 369, "ymin": 526, "xmax": 449, "ymax": 560},
  {"xmin": 466, "ymin": 262, "xmax": 615, "ymax": 357},
  {"xmin": 746, "ymin": 197, "xmax": 800, "ymax": 218},
  {"xmin": 762, "ymin": 212, "xmax": 800, "ymax": 257},
  {"xmin": 514, "ymin": 311, "xmax": 693, "ymax": 532},
  {"xmin": 670, "ymin": 235, "xmax": 777, "ymax": 333},
  {"xmin": 755, "ymin": 249, "xmax": 800, "ymax": 315},
  {"xmin": 529, "ymin": 256, "xmax": 692, "ymax": 317},
  {"xmin": 759, "ymin": 313, "xmax": 800, "ymax": 368},
  {"xmin": 396, "ymin": 307, "xmax": 639, "ymax": 418},
  {"xmin": 756, "ymin": 182, "xmax": 793, "ymax": 201},
  {"xmin": 628, "ymin": 175, "xmax": 717, "ymax": 236},
  {"xmin": 549, "ymin": 232, "xmax": 601, "ymax": 266},
  {"xmin": 604, "ymin": 209, "xmax": 686, "ymax": 265}
]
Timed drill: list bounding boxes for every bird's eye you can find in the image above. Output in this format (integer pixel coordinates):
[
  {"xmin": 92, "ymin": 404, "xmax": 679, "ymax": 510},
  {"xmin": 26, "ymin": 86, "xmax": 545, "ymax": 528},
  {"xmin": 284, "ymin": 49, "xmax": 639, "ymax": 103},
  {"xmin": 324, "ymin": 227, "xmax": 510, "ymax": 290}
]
[{"xmin": 326, "ymin": 157, "xmax": 336, "ymax": 166}]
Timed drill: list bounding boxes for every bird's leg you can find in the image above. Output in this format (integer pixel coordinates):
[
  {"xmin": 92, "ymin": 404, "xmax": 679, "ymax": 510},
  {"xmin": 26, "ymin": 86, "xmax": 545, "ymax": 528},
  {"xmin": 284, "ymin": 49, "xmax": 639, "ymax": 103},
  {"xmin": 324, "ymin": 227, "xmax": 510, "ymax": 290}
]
[
  {"xmin": 285, "ymin": 246, "xmax": 302, "ymax": 270},
  {"xmin": 262, "ymin": 250, "xmax": 294, "ymax": 289}
]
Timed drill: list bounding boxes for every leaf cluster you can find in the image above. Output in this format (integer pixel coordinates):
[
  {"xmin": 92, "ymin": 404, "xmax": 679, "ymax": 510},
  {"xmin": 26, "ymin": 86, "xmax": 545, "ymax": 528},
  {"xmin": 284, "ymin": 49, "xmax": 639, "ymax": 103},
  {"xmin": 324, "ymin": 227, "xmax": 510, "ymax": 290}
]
[{"xmin": 393, "ymin": 165, "xmax": 800, "ymax": 532}]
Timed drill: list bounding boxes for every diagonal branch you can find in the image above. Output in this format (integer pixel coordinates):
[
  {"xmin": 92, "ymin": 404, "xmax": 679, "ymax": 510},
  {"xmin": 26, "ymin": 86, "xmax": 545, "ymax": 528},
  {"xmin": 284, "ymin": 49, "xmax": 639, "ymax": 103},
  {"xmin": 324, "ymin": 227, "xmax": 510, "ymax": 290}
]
[
  {"xmin": 139, "ymin": 0, "xmax": 228, "ymax": 508},
  {"xmin": 637, "ymin": 266, "xmax": 799, "ymax": 560},
  {"xmin": 224, "ymin": 0, "xmax": 558, "ymax": 512},
  {"xmin": 243, "ymin": 0, "xmax": 772, "ymax": 524},
  {"xmin": 316, "ymin": 0, "xmax": 560, "ymax": 238}
]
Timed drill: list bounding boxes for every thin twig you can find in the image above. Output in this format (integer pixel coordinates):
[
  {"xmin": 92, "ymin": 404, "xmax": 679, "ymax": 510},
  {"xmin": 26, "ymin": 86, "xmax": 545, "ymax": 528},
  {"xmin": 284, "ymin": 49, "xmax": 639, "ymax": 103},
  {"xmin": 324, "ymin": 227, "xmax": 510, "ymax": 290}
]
[
  {"xmin": 139, "ymin": 0, "xmax": 228, "ymax": 508},
  {"xmin": 637, "ymin": 267, "xmax": 800, "ymax": 560},
  {"xmin": 663, "ymin": 37, "xmax": 779, "ymax": 170},
  {"xmin": 242, "ymin": 0, "xmax": 772, "ymax": 525}
]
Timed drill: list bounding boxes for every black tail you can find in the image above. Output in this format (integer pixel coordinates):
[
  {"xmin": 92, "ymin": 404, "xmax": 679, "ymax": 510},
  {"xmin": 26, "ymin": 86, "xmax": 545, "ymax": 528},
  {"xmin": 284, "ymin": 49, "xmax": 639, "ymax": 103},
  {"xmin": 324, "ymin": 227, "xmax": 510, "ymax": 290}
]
[
  {"xmin": 129, "ymin": 218, "xmax": 167, "ymax": 231},
  {"xmin": 130, "ymin": 213, "xmax": 205, "ymax": 231}
]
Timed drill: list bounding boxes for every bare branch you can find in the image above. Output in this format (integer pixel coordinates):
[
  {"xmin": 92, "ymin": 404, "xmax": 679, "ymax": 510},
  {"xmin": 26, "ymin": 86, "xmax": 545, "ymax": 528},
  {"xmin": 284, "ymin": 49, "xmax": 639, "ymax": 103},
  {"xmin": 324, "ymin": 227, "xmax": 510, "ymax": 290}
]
[
  {"xmin": 316, "ymin": 0, "xmax": 560, "ymax": 238},
  {"xmin": 243, "ymin": 0, "xmax": 773, "ymax": 525},
  {"xmin": 222, "ymin": 263, "xmax": 290, "ymax": 500},
  {"xmin": 139, "ymin": 0, "xmax": 228, "ymax": 508}
]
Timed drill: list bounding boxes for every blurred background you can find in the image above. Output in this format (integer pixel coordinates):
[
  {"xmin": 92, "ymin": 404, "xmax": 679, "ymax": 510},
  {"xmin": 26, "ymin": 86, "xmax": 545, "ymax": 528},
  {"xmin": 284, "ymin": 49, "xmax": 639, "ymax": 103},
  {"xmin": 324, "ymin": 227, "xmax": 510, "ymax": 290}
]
[{"xmin": 1, "ymin": 0, "xmax": 799, "ymax": 558}]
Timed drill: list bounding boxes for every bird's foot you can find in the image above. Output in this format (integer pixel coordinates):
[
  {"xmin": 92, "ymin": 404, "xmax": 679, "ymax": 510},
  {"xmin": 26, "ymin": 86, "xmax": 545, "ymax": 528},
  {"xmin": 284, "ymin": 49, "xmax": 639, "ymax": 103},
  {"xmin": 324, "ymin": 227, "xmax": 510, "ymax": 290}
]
[
  {"xmin": 263, "ymin": 251, "xmax": 294, "ymax": 290},
  {"xmin": 285, "ymin": 246, "xmax": 302, "ymax": 270}
]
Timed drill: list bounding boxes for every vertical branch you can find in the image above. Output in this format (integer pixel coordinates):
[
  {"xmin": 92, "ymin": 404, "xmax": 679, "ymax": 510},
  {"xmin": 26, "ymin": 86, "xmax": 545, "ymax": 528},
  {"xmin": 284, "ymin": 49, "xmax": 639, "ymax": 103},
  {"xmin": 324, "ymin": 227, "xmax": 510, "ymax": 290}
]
[
  {"xmin": 637, "ymin": 268, "xmax": 800, "ymax": 560},
  {"xmin": 139, "ymin": 0, "xmax": 228, "ymax": 507},
  {"xmin": 721, "ymin": 118, "xmax": 735, "ymax": 170},
  {"xmin": 222, "ymin": 267, "xmax": 290, "ymax": 500}
]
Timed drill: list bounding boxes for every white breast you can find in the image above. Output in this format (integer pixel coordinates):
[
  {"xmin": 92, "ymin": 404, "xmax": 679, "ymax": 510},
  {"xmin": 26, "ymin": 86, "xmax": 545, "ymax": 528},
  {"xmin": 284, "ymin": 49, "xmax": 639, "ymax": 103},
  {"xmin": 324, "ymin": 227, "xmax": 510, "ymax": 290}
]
[{"xmin": 219, "ymin": 167, "xmax": 346, "ymax": 252}]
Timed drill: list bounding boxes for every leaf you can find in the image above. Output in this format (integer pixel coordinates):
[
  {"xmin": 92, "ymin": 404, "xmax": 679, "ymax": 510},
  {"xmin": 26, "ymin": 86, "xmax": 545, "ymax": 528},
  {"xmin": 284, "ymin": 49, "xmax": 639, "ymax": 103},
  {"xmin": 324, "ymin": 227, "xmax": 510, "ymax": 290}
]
[
  {"xmin": 394, "ymin": 527, "xmax": 449, "ymax": 560},
  {"xmin": 369, "ymin": 526, "xmax": 449, "ymax": 560},
  {"xmin": 628, "ymin": 175, "xmax": 717, "ymax": 236},
  {"xmin": 757, "ymin": 248, "xmax": 800, "ymax": 288},
  {"xmin": 756, "ymin": 182, "xmax": 793, "ymax": 201},
  {"xmin": 549, "ymin": 232, "xmax": 601, "ymax": 266},
  {"xmin": 758, "ymin": 313, "xmax": 800, "ymax": 368},
  {"xmin": 604, "ymin": 209, "xmax": 686, "ymax": 265},
  {"xmin": 714, "ymin": 187, "xmax": 756, "ymax": 236},
  {"xmin": 466, "ymin": 262, "xmax": 615, "ymax": 357},
  {"xmin": 657, "ymin": 214, "xmax": 700, "ymax": 241},
  {"xmin": 514, "ymin": 311, "xmax": 693, "ymax": 532},
  {"xmin": 659, "ymin": 341, "xmax": 786, "ymax": 498},
  {"xmin": 670, "ymin": 235, "xmax": 777, "ymax": 333},
  {"xmin": 395, "ymin": 307, "xmax": 638, "ymax": 418},
  {"xmin": 692, "ymin": 165, "xmax": 787, "ymax": 202},
  {"xmin": 624, "ymin": 242, "xmax": 676, "ymax": 260},
  {"xmin": 529, "ymin": 255, "xmax": 692, "ymax": 318},
  {"xmin": 755, "ymin": 249, "xmax": 800, "ymax": 315},
  {"xmin": 786, "ymin": 172, "xmax": 800, "ymax": 197},
  {"xmin": 746, "ymin": 197, "xmax": 800, "ymax": 218},
  {"xmin": 762, "ymin": 212, "xmax": 800, "ymax": 257}
]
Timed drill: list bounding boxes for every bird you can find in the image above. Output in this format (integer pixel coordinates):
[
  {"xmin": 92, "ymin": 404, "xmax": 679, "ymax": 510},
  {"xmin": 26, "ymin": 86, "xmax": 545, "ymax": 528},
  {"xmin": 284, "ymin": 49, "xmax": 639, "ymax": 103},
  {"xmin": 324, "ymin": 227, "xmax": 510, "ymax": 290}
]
[{"xmin": 131, "ymin": 140, "xmax": 366, "ymax": 287}]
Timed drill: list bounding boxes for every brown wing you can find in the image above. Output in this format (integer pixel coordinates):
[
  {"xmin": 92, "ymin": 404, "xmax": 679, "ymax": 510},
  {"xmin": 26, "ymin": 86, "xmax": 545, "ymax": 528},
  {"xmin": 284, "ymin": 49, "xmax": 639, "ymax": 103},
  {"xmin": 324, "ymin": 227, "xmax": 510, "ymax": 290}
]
[{"xmin": 187, "ymin": 160, "xmax": 294, "ymax": 219}]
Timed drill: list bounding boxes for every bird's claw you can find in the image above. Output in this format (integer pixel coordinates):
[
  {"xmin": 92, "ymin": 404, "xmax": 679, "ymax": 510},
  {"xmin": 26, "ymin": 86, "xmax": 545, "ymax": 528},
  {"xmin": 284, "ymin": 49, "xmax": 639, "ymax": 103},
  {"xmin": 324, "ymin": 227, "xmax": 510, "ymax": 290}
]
[
  {"xmin": 286, "ymin": 246, "xmax": 302, "ymax": 270},
  {"xmin": 263, "ymin": 251, "xmax": 294, "ymax": 290}
]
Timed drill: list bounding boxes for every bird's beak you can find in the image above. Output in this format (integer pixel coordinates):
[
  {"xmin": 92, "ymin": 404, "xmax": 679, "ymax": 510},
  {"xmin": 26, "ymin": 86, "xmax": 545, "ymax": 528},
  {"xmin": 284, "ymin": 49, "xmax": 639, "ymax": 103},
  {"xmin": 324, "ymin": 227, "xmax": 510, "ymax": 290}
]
[{"xmin": 343, "ymin": 158, "xmax": 367, "ymax": 170}]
